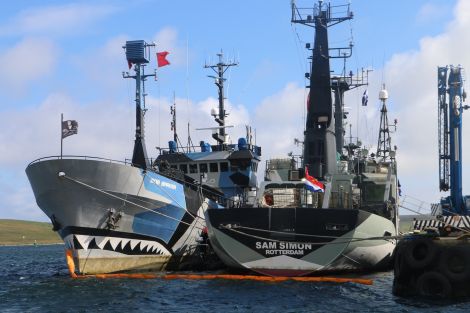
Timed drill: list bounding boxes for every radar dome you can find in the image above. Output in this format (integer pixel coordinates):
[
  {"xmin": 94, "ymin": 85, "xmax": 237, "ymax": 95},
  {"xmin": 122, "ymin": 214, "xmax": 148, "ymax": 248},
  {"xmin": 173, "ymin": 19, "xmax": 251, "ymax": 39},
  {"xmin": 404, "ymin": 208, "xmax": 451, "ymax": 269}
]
[{"xmin": 379, "ymin": 85, "xmax": 388, "ymax": 100}]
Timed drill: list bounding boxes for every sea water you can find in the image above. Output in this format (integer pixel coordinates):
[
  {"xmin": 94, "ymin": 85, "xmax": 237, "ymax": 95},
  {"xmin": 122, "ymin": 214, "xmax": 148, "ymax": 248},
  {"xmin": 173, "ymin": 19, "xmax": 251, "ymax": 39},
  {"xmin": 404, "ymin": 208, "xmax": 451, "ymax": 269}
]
[{"xmin": 1, "ymin": 245, "xmax": 469, "ymax": 312}]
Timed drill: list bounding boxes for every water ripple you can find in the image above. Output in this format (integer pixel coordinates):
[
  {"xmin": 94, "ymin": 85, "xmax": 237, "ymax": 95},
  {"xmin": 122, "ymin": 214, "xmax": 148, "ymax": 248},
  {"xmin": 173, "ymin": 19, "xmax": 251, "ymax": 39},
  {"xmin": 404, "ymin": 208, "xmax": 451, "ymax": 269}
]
[{"xmin": 1, "ymin": 245, "xmax": 470, "ymax": 312}]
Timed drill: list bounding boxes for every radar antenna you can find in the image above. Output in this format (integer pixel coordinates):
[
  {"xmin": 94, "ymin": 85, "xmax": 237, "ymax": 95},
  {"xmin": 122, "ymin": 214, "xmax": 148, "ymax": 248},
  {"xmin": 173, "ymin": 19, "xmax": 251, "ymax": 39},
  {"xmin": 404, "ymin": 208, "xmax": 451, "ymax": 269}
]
[
  {"xmin": 204, "ymin": 51, "xmax": 238, "ymax": 148},
  {"xmin": 122, "ymin": 40, "xmax": 157, "ymax": 170}
]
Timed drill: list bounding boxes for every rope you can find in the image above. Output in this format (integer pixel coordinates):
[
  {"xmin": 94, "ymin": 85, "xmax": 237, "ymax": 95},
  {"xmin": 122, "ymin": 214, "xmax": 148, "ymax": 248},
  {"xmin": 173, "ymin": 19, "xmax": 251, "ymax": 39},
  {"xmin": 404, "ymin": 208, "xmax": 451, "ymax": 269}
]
[
  {"xmin": 138, "ymin": 170, "xmax": 200, "ymax": 221},
  {"xmin": 220, "ymin": 225, "xmax": 400, "ymax": 246},
  {"xmin": 231, "ymin": 224, "xmax": 397, "ymax": 241},
  {"xmin": 62, "ymin": 174, "xmax": 203, "ymax": 230}
]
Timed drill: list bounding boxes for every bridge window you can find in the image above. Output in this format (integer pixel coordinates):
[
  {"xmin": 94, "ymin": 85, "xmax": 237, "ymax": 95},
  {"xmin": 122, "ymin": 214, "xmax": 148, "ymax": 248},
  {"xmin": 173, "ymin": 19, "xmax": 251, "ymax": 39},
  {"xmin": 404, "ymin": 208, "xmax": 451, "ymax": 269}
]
[
  {"xmin": 189, "ymin": 163, "xmax": 198, "ymax": 174},
  {"xmin": 362, "ymin": 182, "xmax": 386, "ymax": 202},
  {"xmin": 209, "ymin": 162, "xmax": 218, "ymax": 172},
  {"xmin": 220, "ymin": 162, "xmax": 229, "ymax": 172},
  {"xmin": 179, "ymin": 164, "xmax": 188, "ymax": 174},
  {"xmin": 199, "ymin": 163, "xmax": 208, "ymax": 173}
]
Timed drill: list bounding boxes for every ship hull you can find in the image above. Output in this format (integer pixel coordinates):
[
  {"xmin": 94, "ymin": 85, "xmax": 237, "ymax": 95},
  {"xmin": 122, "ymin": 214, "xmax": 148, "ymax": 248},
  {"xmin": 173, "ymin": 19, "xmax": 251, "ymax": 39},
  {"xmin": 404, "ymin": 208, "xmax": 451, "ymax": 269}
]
[
  {"xmin": 26, "ymin": 157, "xmax": 207, "ymax": 274},
  {"xmin": 205, "ymin": 207, "xmax": 396, "ymax": 276}
]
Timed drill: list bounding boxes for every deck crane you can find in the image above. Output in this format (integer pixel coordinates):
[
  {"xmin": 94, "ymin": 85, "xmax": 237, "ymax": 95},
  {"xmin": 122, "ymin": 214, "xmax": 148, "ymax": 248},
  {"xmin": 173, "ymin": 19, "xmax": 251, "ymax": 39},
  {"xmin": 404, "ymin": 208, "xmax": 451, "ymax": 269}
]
[{"xmin": 437, "ymin": 65, "xmax": 470, "ymax": 215}]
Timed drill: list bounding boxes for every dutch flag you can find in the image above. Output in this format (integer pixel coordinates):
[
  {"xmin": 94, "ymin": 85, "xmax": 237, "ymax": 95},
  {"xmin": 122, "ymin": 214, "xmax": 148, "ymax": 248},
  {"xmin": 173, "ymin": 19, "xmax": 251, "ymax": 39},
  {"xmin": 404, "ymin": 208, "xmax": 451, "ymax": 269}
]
[{"xmin": 303, "ymin": 167, "xmax": 325, "ymax": 192}]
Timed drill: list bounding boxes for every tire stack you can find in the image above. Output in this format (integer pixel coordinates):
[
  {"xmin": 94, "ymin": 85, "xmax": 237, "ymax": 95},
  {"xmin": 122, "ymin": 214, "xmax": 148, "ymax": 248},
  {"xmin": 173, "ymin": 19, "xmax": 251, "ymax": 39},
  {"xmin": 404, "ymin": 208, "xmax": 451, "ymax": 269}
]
[{"xmin": 393, "ymin": 236, "xmax": 470, "ymax": 299}]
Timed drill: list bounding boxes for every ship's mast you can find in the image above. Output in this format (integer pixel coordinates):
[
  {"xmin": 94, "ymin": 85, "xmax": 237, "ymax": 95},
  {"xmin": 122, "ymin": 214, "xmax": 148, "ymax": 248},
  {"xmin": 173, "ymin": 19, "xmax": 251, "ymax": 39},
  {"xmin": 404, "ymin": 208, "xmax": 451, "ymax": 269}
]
[
  {"xmin": 204, "ymin": 52, "xmax": 238, "ymax": 149},
  {"xmin": 332, "ymin": 67, "xmax": 370, "ymax": 155},
  {"xmin": 123, "ymin": 40, "xmax": 156, "ymax": 170},
  {"xmin": 376, "ymin": 85, "xmax": 394, "ymax": 162},
  {"xmin": 171, "ymin": 92, "xmax": 178, "ymax": 144},
  {"xmin": 291, "ymin": 0, "xmax": 353, "ymax": 178}
]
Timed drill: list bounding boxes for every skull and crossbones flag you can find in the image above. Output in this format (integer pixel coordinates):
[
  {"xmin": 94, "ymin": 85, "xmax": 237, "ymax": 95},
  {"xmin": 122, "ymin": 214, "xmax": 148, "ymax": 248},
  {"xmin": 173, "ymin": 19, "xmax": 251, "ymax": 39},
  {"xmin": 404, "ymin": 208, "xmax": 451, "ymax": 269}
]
[{"xmin": 62, "ymin": 120, "xmax": 78, "ymax": 139}]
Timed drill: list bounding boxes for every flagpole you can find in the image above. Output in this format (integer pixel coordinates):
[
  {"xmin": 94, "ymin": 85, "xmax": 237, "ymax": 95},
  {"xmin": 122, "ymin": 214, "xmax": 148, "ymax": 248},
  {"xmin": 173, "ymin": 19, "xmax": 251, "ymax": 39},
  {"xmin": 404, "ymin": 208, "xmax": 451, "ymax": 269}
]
[{"xmin": 60, "ymin": 113, "xmax": 63, "ymax": 159}]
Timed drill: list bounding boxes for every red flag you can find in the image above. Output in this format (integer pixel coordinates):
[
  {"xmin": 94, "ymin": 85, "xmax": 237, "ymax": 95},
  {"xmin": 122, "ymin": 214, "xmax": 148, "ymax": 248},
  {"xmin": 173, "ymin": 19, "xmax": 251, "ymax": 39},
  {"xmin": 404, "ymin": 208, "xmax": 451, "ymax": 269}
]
[
  {"xmin": 157, "ymin": 51, "xmax": 170, "ymax": 67},
  {"xmin": 127, "ymin": 60, "xmax": 133, "ymax": 70}
]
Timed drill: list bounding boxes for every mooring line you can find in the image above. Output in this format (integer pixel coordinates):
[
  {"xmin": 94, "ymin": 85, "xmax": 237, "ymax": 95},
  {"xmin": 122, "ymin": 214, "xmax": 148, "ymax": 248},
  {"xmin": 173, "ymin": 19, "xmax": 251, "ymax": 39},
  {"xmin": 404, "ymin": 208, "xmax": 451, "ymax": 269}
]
[
  {"xmin": 62, "ymin": 174, "xmax": 203, "ymax": 230},
  {"xmin": 232, "ymin": 224, "xmax": 398, "ymax": 241},
  {"xmin": 137, "ymin": 171, "xmax": 201, "ymax": 221},
  {"xmin": 220, "ymin": 225, "xmax": 400, "ymax": 246}
]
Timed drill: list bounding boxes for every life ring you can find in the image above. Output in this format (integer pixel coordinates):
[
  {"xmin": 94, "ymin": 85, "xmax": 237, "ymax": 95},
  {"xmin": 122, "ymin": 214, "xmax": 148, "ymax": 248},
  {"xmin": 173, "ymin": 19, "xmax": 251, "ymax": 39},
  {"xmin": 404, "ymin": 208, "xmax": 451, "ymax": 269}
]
[
  {"xmin": 404, "ymin": 238, "xmax": 438, "ymax": 269},
  {"xmin": 439, "ymin": 246, "xmax": 470, "ymax": 282},
  {"xmin": 263, "ymin": 193, "xmax": 273, "ymax": 206},
  {"xmin": 416, "ymin": 271, "xmax": 452, "ymax": 298}
]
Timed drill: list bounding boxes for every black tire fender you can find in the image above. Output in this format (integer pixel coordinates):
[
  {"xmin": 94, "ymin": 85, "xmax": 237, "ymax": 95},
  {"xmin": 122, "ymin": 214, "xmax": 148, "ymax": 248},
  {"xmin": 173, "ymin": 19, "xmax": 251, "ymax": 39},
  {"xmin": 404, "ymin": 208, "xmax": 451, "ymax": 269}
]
[
  {"xmin": 404, "ymin": 238, "xmax": 438, "ymax": 269},
  {"xmin": 394, "ymin": 246, "xmax": 412, "ymax": 283},
  {"xmin": 416, "ymin": 271, "xmax": 452, "ymax": 298},
  {"xmin": 439, "ymin": 245, "xmax": 470, "ymax": 282}
]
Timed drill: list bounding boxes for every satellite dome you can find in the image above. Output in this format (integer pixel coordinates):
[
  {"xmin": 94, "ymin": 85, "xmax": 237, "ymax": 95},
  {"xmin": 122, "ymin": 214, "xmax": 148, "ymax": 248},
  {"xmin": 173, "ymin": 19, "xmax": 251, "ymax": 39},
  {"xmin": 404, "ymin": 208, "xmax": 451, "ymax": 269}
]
[{"xmin": 379, "ymin": 84, "xmax": 388, "ymax": 100}]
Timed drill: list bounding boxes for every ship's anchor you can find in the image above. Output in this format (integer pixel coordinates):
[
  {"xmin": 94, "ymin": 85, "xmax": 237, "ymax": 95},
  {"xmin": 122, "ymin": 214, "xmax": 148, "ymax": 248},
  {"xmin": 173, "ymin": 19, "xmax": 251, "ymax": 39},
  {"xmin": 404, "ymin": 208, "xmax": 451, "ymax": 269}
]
[{"xmin": 105, "ymin": 208, "xmax": 123, "ymax": 230}]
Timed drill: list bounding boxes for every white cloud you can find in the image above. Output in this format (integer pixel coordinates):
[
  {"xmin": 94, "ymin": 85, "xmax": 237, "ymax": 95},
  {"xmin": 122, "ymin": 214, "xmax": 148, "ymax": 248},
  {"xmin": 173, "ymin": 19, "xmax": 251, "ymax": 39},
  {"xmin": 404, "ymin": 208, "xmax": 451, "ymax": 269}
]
[
  {"xmin": 339, "ymin": 0, "xmax": 470, "ymax": 213},
  {"xmin": 0, "ymin": 85, "xmax": 254, "ymax": 220},
  {"xmin": 153, "ymin": 27, "xmax": 186, "ymax": 66},
  {"xmin": 4, "ymin": 0, "xmax": 470, "ymax": 221},
  {"xmin": 71, "ymin": 35, "xmax": 130, "ymax": 93},
  {"xmin": 416, "ymin": 3, "xmax": 449, "ymax": 24},
  {"xmin": 253, "ymin": 82, "xmax": 306, "ymax": 159},
  {"xmin": 0, "ymin": 3, "xmax": 118, "ymax": 37},
  {"xmin": 0, "ymin": 37, "xmax": 58, "ymax": 94},
  {"xmin": 146, "ymin": 94, "xmax": 251, "ymax": 151}
]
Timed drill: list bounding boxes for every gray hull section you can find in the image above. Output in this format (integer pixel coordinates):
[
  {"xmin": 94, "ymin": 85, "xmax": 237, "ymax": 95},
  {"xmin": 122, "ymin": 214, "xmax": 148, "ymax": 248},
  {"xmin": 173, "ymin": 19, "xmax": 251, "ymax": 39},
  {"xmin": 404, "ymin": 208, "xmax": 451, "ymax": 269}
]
[
  {"xmin": 26, "ymin": 158, "xmax": 206, "ymax": 274},
  {"xmin": 205, "ymin": 208, "xmax": 396, "ymax": 276}
]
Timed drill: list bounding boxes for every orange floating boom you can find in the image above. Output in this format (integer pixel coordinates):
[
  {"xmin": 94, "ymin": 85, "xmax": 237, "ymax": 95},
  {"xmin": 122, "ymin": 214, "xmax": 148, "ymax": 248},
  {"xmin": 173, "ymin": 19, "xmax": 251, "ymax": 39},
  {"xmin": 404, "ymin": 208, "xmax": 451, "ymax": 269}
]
[
  {"xmin": 65, "ymin": 248, "xmax": 372, "ymax": 285},
  {"xmin": 65, "ymin": 249, "xmax": 77, "ymax": 278}
]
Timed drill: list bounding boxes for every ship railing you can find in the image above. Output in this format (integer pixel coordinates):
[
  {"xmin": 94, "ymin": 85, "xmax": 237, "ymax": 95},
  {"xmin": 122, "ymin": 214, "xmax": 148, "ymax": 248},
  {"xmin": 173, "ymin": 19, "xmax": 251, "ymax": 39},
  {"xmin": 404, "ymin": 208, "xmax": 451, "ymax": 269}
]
[
  {"xmin": 28, "ymin": 155, "xmax": 133, "ymax": 167},
  {"xmin": 266, "ymin": 156, "xmax": 300, "ymax": 171},
  {"xmin": 291, "ymin": 1, "xmax": 352, "ymax": 25},
  {"xmin": 399, "ymin": 194, "xmax": 433, "ymax": 215},
  {"xmin": 158, "ymin": 143, "xmax": 261, "ymax": 156}
]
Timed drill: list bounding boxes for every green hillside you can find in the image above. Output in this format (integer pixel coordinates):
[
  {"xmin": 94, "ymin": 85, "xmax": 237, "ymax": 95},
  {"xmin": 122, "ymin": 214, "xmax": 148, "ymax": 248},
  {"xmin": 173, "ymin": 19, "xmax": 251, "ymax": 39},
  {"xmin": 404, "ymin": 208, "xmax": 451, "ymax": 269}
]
[{"xmin": 0, "ymin": 219, "xmax": 62, "ymax": 245}]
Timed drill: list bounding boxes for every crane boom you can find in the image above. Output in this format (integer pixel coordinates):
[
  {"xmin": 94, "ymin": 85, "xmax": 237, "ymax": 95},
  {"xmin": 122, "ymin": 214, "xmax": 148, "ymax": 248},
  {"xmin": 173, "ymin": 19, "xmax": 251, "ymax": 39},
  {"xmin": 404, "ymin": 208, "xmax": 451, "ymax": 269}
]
[{"xmin": 437, "ymin": 65, "xmax": 469, "ymax": 215}]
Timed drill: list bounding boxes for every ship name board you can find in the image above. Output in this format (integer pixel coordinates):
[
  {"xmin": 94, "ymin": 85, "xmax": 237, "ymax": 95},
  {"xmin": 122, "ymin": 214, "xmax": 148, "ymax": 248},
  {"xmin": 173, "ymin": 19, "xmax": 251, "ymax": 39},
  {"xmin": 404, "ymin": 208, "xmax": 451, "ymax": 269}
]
[
  {"xmin": 149, "ymin": 177, "xmax": 177, "ymax": 190},
  {"xmin": 255, "ymin": 241, "xmax": 312, "ymax": 256}
]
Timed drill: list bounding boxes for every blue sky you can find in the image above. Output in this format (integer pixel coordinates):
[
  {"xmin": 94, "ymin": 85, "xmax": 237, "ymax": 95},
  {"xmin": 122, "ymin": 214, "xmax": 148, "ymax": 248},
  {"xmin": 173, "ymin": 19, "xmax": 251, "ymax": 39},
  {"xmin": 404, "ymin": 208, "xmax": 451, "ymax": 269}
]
[{"xmin": 0, "ymin": 0, "xmax": 466, "ymax": 221}]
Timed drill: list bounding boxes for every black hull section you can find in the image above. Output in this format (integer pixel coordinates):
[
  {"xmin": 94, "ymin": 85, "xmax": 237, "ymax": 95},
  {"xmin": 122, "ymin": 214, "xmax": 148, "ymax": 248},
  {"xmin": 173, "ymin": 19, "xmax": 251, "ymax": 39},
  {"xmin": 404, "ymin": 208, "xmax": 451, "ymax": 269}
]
[
  {"xmin": 208, "ymin": 208, "xmax": 368, "ymax": 256},
  {"xmin": 205, "ymin": 207, "xmax": 397, "ymax": 276}
]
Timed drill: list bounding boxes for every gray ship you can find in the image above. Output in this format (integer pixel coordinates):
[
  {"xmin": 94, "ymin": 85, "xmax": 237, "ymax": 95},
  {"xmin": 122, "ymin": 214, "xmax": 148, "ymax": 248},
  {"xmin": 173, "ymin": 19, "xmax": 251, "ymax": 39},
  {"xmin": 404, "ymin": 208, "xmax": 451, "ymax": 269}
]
[
  {"xmin": 204, "ymin": 1, "xmax": 399, "ymax": 276},
  {"xmin": 26, "ymin": 41, "xmax": 261, "ymax": 274}
]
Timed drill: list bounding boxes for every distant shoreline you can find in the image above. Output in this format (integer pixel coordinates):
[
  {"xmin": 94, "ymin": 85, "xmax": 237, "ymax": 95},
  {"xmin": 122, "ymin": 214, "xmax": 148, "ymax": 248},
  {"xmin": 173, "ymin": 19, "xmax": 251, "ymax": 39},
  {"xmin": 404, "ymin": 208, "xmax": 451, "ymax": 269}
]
[
  {"xmin": 0, "ymin": 219, "xmax": 62, "ymax": 246},
  {"xmin": 0, "ymin": 242, "xmax": 63, "ymax": 247}
]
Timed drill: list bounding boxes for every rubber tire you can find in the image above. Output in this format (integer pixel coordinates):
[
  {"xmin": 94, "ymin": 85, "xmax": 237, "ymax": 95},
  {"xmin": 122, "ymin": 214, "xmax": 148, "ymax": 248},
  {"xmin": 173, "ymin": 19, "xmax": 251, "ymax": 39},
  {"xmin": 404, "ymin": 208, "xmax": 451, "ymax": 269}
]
[
  {"xmin": 416, "ymin": 271, "xmax": 452, "ymax": 298},
  {"xmin": 404, "ymin": 238, "xmax": 438, "ymax": 269},
  {"xmin": 394, "ymin": 247, "xmax": 412, "ymax": 283},
  {"xmin": 392, "ymin": 277, "xmax": 413, "ymax": 297},
  {"xmin": 439, "ymin": 246, "xmax": 470, "ymax": 282}
]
